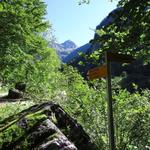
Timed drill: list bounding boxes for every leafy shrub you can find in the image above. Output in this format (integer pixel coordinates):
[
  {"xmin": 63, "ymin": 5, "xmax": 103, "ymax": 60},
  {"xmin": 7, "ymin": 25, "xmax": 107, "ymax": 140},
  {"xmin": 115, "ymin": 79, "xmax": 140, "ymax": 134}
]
[{"xmin": 57, "ymin": 72, "xmax": 150, "ymax": 149}]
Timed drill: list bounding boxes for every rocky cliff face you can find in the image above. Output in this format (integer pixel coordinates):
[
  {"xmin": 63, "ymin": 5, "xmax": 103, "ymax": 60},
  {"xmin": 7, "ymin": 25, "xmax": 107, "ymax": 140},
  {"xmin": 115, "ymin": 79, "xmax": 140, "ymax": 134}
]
[
  {"xmin": 0, "ymin": 102, "xmax": 96, "ymax": 150},
  {"xmin": 51, "ymin": 40, "xmax": 77, "ymax": 62}
]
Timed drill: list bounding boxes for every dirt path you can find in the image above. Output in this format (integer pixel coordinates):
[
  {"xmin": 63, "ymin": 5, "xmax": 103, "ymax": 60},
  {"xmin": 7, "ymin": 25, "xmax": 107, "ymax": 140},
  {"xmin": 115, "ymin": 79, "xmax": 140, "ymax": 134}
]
[
  {"xmin": 0, "ymin": 92, "xmax": 9, "ymax": 105},
  {"xmin": 0, "ymin": 92, "xmax": 8, "ymax": 97}
]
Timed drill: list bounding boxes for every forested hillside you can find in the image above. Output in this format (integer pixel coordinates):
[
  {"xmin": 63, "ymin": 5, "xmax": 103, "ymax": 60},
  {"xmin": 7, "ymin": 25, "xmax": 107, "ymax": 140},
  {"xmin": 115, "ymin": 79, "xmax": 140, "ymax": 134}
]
[{"xmin": 0, "ymin": 0, "xmax": 150, "ymax": 150}]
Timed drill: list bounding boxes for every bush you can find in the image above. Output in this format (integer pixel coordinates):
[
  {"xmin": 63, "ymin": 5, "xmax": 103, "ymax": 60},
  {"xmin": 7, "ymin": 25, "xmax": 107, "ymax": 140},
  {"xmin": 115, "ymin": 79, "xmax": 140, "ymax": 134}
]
[{"xmin": 57, "ymin": 72, "xmax": 150, "ymax": 149}]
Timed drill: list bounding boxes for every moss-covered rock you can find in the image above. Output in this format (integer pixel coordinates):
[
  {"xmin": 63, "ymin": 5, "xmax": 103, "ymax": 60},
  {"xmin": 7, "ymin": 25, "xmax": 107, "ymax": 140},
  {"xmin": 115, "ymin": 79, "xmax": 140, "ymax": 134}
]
[{"xmin": 0, "ymin": 102, "xmax": 96, "ymax": 150}]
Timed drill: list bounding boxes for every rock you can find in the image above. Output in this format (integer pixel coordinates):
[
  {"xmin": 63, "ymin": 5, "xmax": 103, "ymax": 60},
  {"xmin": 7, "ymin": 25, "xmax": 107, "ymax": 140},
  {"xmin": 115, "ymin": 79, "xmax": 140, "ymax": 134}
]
[
  {"xmin": 0, "ymin": 102, "xmax": 96, "ymax": 150},
  {"xmin": 15, "ymin": 82, "xmax": 26, "ymax": 92},
  {"xmin": 0, "ymin": 83, "xmax": 25, "ymax": 101},
  {"xmin": 7, "ymin": 89, "xmax": 23, "ymax": 99}
]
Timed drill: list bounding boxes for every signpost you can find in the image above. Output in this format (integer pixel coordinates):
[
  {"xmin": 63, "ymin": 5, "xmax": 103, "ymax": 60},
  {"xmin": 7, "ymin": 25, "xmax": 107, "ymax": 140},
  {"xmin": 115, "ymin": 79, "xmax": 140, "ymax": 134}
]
[
  {"xmin": 87, "ymin": 64, "xmax": 107, "ymax": 80},
  {"xmin": 105, "ymin": 52, "xmax": 115, "ymax": 150},
  {"xmin": 87, "ymin": 51, "xmax": 135, "ymax": 150},
  {"xmin": 107, "ymin": 52, "xmax": 135, "ymax": 63}
]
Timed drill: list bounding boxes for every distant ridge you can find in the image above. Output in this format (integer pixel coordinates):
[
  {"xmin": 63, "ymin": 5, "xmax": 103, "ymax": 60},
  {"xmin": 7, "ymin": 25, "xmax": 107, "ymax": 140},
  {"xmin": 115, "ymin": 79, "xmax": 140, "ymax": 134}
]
[
  {"xmin": 64, "ymin": 43, "xmax": 91, "ymax": 63},
  {"xmin": 51, "ymin": 40, "xmax": 77, "ymax": 62}
]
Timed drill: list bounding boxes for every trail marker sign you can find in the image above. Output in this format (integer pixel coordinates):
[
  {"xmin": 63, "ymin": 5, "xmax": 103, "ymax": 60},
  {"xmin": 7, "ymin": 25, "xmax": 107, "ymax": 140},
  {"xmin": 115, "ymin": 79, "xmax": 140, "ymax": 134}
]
[
  {"xmin": 87, "ymin": 51, "xmax": 135, "ymax": 150},
  {"xmin": 87, "ymin": 64, "xmax": 107, "ymax": 80},
  {"xmin": 107, "ymin": 52, "xmax": 135, "ymax": 63}
]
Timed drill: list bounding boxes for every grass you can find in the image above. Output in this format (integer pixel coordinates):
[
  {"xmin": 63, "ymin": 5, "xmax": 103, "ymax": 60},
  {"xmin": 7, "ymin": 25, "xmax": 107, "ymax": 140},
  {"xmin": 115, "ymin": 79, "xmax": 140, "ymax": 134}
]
[{"xmin": 0, "ymin": 101, "xmax": 35, "ymax": 122}]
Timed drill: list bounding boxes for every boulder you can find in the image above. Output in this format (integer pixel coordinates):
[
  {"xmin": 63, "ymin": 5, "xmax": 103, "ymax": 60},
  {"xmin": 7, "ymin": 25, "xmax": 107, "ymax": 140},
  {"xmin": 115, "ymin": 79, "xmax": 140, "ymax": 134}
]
[
  {"xmin": 7, "ymin": 89, "xmax": 23, "ymax": 99},
  {"xmin": 0, "ymin": 82, "xmax": 26, "ymax": 101},
  {"xmin": 0, "ymin": 102, "xmax": 96, "ymax": 150},
  {"xmin": 15, "ymin": 82, "xmax": 26, "ymax": 92}
]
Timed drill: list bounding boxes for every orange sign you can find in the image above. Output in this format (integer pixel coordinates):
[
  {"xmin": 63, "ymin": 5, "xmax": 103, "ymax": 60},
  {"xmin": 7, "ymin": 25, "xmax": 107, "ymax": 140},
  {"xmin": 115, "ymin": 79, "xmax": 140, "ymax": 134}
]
[
  {"xmin": 87, "ymin": 64, "xmax": 107, "ymax": 80},
  {"xmin": 107, "ymin": 52, "xmax": 135, "ymax": 63}
]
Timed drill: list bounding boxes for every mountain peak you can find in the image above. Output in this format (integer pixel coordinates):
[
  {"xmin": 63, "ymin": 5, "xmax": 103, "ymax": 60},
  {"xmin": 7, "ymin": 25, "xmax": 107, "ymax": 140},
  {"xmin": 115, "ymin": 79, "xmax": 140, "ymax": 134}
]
[
  {"xmin": 61, "ymin": 40, "xmax": 77, "ymax": 49},
  {"xmin": 50, "ymin": 40, "xmax": 77, "ymax": 62}
]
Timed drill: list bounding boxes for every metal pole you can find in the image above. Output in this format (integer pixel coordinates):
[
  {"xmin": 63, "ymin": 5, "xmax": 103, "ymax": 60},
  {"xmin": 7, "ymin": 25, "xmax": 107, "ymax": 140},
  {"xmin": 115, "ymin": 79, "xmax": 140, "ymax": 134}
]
[{"xmin": 105, "ymin": 51, "xmax": 115, "ymax": 150}]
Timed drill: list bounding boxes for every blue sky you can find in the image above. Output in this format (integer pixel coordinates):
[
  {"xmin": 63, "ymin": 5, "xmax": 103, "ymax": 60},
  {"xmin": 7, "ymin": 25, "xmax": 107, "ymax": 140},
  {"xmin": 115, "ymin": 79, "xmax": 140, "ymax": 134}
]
[{"xmin": 44, "ymin": 0, "xmax": 118, "ymax": 47}]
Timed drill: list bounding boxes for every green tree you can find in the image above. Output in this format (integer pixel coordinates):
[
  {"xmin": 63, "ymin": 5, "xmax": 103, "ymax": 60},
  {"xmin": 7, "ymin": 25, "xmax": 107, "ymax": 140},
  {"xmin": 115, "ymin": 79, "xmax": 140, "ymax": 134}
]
[
  {"xmin": 92, "ymin": 0, "xmax": 150, "ymax": 62},
  {"xmin": 78, "ymin": 0, "xmax": 149, "ymax": 63},
  {"xmin": 0, "ymin": 0, "xmax": 60, "ymax": 95}
]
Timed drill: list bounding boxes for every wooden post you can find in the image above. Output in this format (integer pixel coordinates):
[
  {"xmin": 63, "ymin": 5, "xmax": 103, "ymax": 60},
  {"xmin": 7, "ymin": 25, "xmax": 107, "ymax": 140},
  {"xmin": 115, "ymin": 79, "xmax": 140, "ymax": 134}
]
[
  {"xmin": 105, "ymin": 51, "xmax": 115, "ymax": 150},
  {"xmin": 87, "ymin": 51, "xmax": 135, "ymax": 150}
]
